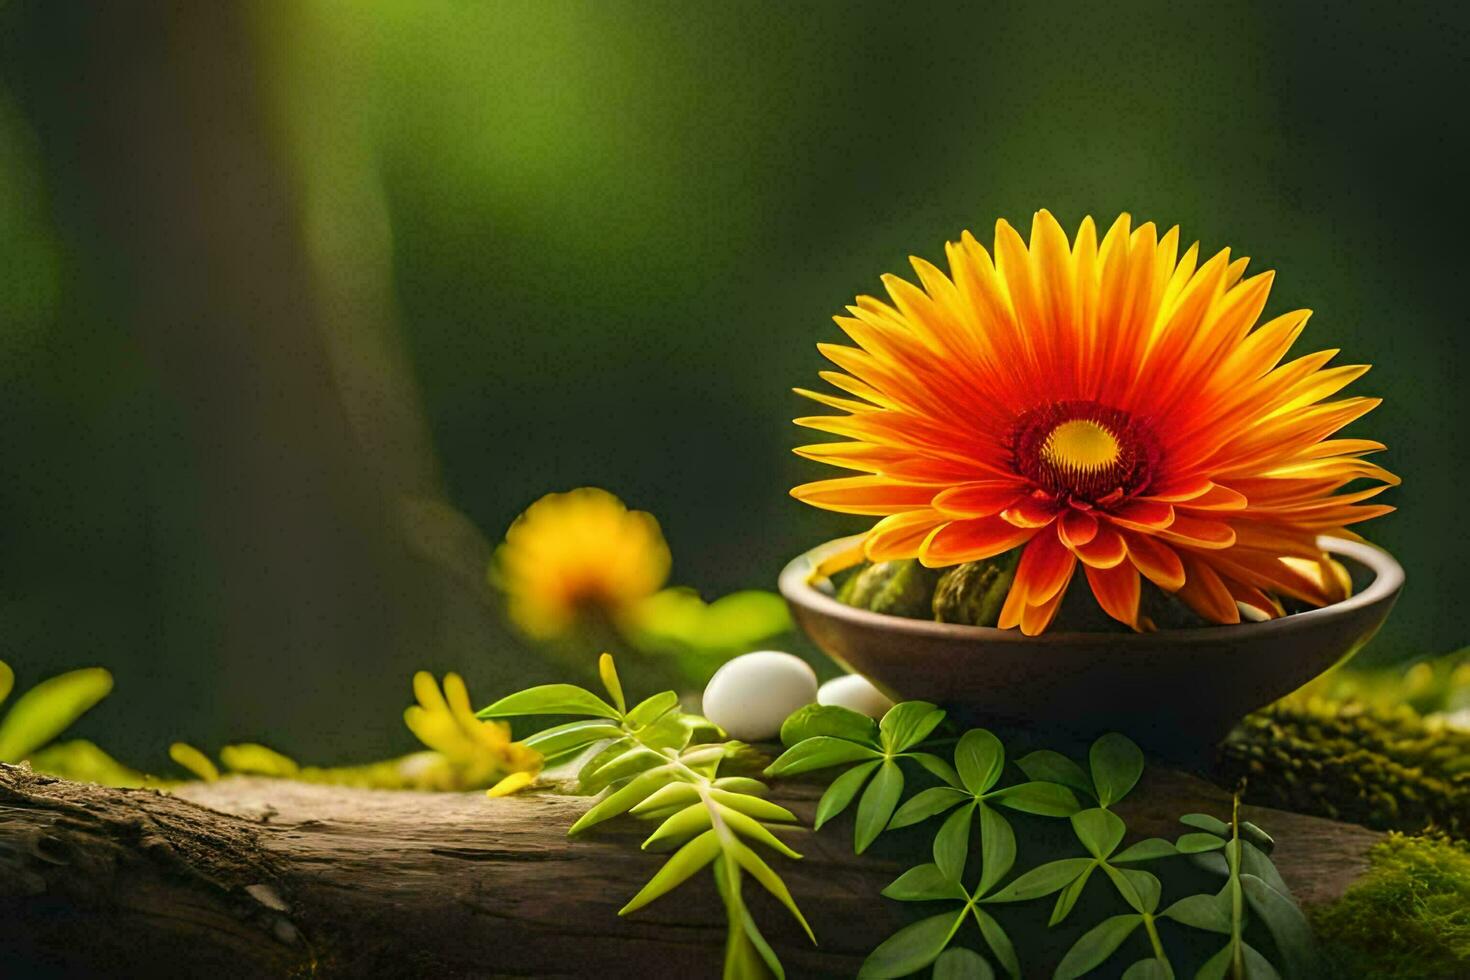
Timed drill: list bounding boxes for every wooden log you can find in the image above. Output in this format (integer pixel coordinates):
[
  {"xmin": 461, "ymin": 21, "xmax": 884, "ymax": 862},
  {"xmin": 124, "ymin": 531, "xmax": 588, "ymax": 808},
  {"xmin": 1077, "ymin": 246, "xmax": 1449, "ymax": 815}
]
[{"xmin": 1, "ymin": 763, "xmax": 1381, "ymax": 978}]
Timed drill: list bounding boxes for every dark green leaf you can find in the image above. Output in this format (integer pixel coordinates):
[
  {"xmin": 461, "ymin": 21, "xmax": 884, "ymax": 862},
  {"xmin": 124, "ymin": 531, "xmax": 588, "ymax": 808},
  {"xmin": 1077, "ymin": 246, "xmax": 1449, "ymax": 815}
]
[
  {"xmin": 1112, "ymin": 838, "xmax": 1178, "ymax": 863},
  {"xmin": 1120, "ymin": 959, "xmax": 1171, "ymax": 980},
  {"xmin": 858, "ymin": 911, "xmax": 963, "ymax": 979},
  {"xmin": 815, "ymin": 759, "xmax": 880, "ymax": 830},
  {"xmin": 972, "ymin": 907, "xmax": 1020, "ymax": 980},
  {"xmin": 1161, "ymin": 893, "xmax": 1231, "ymax": 934},
  {"xmin": 955, "ymin": 729, "xmax": 1005, "ymax": 795},
  {"xmin": 1241, "ymin": 820, "xmax": 1274, "ymax": 853},
  {"xmin": 977, "ymin": 803, "xmax": 1015, "ymax": 895},
  {"xmin": 1176, "ymin": 832, "xmax": 1226, "ymax": 854},
  {"xmin": 1196, "ymin": 944, "xmax": 1233, "ymax": 980},
  {"xmin": 990, "ymin": 780, "xmax": 1080, "ymax": 817},
  {"xmin": 1106, "ymin": 866, "xmax": 1161, "ymax": 914},
  {"xmin": 882, "ymin": 862, "xmax": 964, "ymax": 902},
  {"xmin": 889, "ymin": 786, "xmax": 968, "ymax": 829},
  {"xmin": 1242, "ymin": 874, "xmax": 1318, "ymax": 978},
  {"xmin": 477, "ymin": 683, "xmax": 620, "ymax": 720},
  {"xmin": 764, "ymin": 736, "xmax": 882, "ymax": 776},
  {"xmin": 933, "ymin": 947, "xmax": 995, "ymax": 980},
  {"xmin": 934, "ymin": 804, "xmax": 974, "ymax": 882},
  {"xmin": 1241, "ymin": 841, "xmax": 1291, "ymax": 897},
  {"xmin": 855, "ymin": 759, "xmax": 904, "ymax": 853},
  {"xmin": 985, "ymin": 857, "xmax": 1093, "ymax": 903},
  {"xmin": 780, "ymin": 702, "xmax": 880, "ymax": 747},
  {"xmin": 1190, "ymin": 850, "xmax": 1230, "ymax": 876},
  {"xmin": 1049, "ymin": 865, "xmax": 1094, "ymax": 925},
  {"xmin": 1054, "ymin": 913, "xmax": 1143, "ymax": 980},
  {"xmin": 1089, "ymin": 733, "xmax": 1144, "ymax": 807},
  {"xmin": 909, "ymin": 751, "xmax": 962, "ymax": 787},
  {"xmin": 1179, "ymin": 812, "xmax": 1230, "ymax": 835},
  {"xmin": 879, "ymin": 701, "xmax": 946, "ymax": 753},
  {"xmin": 1242, "ymin": 942, "xmax": 1284, "ymax": 980},
  {"xmin": 1015, "ymin": 749, "xmax": 1094, "ymax": 798},
  {"xmin": 1070, "ymin": 807, "xmax": 1125, "ymax": 859}
]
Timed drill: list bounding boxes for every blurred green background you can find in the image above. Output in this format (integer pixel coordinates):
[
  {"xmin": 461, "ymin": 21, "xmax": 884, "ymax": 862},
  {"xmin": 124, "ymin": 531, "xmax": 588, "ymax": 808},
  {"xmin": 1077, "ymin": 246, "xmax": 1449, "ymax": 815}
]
[{"xmin": 0, "ymin": 1, "xmax": 1464, "ymax": 766}]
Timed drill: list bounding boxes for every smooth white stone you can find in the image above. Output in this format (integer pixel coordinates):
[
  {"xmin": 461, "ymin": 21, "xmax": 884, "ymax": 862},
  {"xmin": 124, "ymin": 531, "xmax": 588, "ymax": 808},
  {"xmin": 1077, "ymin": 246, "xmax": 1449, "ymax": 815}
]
[
  {"xmin": 817, "ymin": 673, "xmax": 895, "ymax": 719},
  {"xmin": 701, "ymin": 651, "xmax": 818, "ymax": 741}
]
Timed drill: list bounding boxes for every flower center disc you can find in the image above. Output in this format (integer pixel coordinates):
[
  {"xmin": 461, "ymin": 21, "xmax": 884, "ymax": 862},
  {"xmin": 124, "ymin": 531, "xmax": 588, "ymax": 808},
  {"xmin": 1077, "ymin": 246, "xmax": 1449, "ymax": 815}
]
[{"xmin": 1011, "ymin": 401, "xmax": 1157, "ymax": 503}]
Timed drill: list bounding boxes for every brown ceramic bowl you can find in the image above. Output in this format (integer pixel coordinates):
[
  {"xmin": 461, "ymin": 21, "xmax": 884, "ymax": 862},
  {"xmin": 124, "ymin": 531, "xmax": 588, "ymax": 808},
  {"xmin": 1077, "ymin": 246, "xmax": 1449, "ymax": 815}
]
[{"xmin": 779, "ymin": 535, "xmax": 1404, "ymax": 759}]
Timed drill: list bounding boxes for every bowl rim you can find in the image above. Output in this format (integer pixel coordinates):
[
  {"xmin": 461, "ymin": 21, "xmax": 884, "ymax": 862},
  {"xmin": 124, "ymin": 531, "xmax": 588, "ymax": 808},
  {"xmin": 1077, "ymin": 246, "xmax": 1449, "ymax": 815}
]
[{"xmin": 779, "ymin": 534, "xmax": 1405, "ymax": 645}]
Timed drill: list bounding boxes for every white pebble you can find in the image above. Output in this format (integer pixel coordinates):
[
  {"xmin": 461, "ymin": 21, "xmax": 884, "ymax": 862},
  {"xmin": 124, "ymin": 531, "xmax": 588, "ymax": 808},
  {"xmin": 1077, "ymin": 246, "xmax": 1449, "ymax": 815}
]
[
  {"xmin": 702, "ymin": 651, "xmax": 818, "ymax": 741},
  {"xmin": 817, "ymin": 674, "xmax": 895, "ymax": 719}
]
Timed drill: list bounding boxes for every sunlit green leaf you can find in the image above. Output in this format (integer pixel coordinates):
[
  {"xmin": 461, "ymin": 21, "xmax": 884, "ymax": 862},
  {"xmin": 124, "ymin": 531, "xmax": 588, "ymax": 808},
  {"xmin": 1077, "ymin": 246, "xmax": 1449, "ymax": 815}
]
[
  {"xmin": 990, "ymin": 780, "xmax": 1079, "ymax": 817},
  {"xmin": 985, "ymin": 857, "xmax": 1093, "ymax": 903},
  {"xmin": 168, "ymin": 742, "xmax": 220, "ymax": 782},
  {"xmin": 0, "ymin": 667, "xmax": 113, "ymax": 762},
  {"xmin": 1054, "ymin": 913, "xmax": 1143, "ymax": 980},
  {"xmin": 625, "ymin": 690, "xmax": 680, "ymax": 727},
  {"xmin": 619, "ymin": 828, "xmax": 721, "ymax": 914},
  {"xmin": 955, "ymin": 729, "xmax": 1004, "ymax": 795},
  {"xmin": 570, "ymin": 765, "xmax": 678, "ymax": 834},
  {"xmin": 1089, "ymin": 733, "xmax": 1144, "ymax": 807},
  {"xmin": 888, "ymin": 786, "xmax": 967, "ymax": 830},
  {"xmin": 815, "ymin": 759, "xmax": 880, "ymax": 830},
  {"xmin": 27, "ymin": 739, "xmax": 149, "ymax": 787},
  {"xmin": 0, "ymin": 660, "xmax": 13, "ymax": 706},
  {"xmin": 477, "ymin": 683, "xmax": 621, "ymax": 720},
  {"xmin": 1071, "ymin": 807, "xmax": 1125, "ymax": 860},
  {"xmin": 878, "ymin": 701, "xmax": 945, "ymax": 753},
  {"xmin": 709, "ymin": 788, "xmax": 795, "ymax": 823},
  {"xmin": 730, "ymin": 838, "xmax": 814, "ymax": 941},
  {"xmin": 933, "ymin": 947, "xmax": 994, "ymax": 980},
  {"xmin": 717, "ymin": 803, "xmax": 802, "ymax": 860},
  {"xmin": 764, "ymin": 736, "xmax": 881, "ymax": 777},
  {"xmin": 597, "ymin": 653, "xmax": 626, "ymax": 714},
  {"xmin": 855, "ymin": 759, "xmax": 904, "ymax": 853},
  {"xmin": 522, "ymin": 719, "xmax": 624, "ymax": 760},
  {"xmin": 643, "ymin": 802, "xmax": 712, "ymax": 850},
  {"xmin": 779, "ymin": 702, "xmax": 878, "ymax": 747},
  {"xmin": 858, "ymin": 911, "xmax": 963, "ymax": 979},
  {"xmin": 1015, "ymin": 749, "xmax": 1093, "ymax": 798},
  {"xmin": 219, "ymin": 742, "xmax": 298, "ymax": 777},
  {"xmin": 630, "ymin": 780, "xmax": 701, "ymax": 815}
]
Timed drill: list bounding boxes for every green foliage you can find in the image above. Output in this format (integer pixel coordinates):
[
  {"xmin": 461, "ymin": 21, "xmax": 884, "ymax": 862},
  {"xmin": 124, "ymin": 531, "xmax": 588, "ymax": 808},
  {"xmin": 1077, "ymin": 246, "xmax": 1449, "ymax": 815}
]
[
  {"xmin": 1218, "ymin": 693, "xmax": 1469, "ymax": 837},
  {"xmin": 783, "ymin": 713, "xmax": 1313, "ymax": 979},
  {"xmin": 1310, "ymin": 832, "xmax": 1470, "ymax": 980},
  {"xmin": 630, "ymin": 588, "xmax": 793, "ymax": 665},
  {"xmin": 482, "ymin": 653, "xmax": 812, "ymax": 978},
  {"xmin": 838, "ymin": 560, "xmax": 943, "ymax": 619}
]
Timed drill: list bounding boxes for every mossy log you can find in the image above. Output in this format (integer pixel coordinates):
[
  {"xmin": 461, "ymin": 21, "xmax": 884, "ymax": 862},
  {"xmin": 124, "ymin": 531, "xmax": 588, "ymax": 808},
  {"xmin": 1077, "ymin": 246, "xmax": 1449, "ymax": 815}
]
[{"xmin": 1, "ymin": 763, "xmax": 1381, "ymax": 978}]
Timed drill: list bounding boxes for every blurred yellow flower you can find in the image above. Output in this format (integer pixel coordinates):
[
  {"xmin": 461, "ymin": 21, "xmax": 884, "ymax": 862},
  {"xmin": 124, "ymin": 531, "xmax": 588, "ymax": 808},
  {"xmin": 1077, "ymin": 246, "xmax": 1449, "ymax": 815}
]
[
  {"xmin": 403, "ymin": 671, "xmax": 540, "ymax": 788},
  {"xmin": 495, "ymin": 487, "xmax": 672, "ymax": 640}
]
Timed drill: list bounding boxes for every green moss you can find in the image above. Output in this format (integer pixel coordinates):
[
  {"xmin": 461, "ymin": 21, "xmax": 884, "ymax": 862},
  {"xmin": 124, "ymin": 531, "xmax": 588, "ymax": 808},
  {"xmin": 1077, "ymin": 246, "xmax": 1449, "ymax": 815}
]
[
  {"xmin": 931, "ymin": 552, "xmax": 1018, "ymax": 626},
  {"xmin": 1311, "ymin": 833, "xmax": 1470, "ymax": 980},
  {"xmin": 1217, "ymin": 697, "xmax": 1470, "ymax": 837},
  {"xmin": 836, "ymin": 559, "xmax": 940, "ymax": 619}
]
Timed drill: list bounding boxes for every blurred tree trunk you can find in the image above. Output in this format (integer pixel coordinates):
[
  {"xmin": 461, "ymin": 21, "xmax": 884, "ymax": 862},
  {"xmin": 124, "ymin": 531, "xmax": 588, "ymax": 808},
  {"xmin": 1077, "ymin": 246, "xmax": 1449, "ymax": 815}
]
[{"xmin": 1, "ymin": 2, "xmax": 499, "ymax": 757}]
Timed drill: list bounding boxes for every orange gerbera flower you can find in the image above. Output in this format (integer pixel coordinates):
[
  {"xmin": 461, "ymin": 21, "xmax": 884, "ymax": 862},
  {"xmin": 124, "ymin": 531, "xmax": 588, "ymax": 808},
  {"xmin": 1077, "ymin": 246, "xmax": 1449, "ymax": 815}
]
[{"xmin": 792, "ymin": 211, "xmax": 1397, "ymax": 635}]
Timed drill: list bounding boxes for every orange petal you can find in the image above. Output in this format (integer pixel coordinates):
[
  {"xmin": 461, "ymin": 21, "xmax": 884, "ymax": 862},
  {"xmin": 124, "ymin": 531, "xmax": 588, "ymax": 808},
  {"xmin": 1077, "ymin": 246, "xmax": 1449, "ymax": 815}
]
[
  {"xmin": 1085, "ymin": 561, "xmax": 1142, "ymax": 629},
  {"xmin": 791, "ymin": 476, "xmax": 937, "ymax": 515},
  {"xmin": 932, "ymin": 481, "xmax": 1027, "ymax": 518},
  {"xmin": 865, "ymin": 511, "xmax": 944, "ymax": 561},
  {"xmin": 1159, "ymin": 515, "xmax": 1237, "ymax": 550},
  {"xmin": 1058, "ymin": 508, "xmax": 1099, "ymax": 548},
  {"xmin": 1179, "ymin": 484, "xmax": 1249, "ymax": 511},
  {"xmin": 1013, "ymin": 527, "xmax": 1077, "ymax": 606},
  {"xmin": 1072, "ymin": 523, "xmax": 1127, "ymax": 568},
  {"xmin": 1121, "ymin": 531, "xmax": 1186, "ymax": 591},
  {"xmin": 1110, "ymin": 498, "xmax": 1175, "ymax": 529},
  {"xmin": 919, "ymin": 516, "xmax": 1037, "ymax": 567},
  {"xmin": 1001, "ymin": 494, "xmax": 1061, "ymax": 528},
  {"xmin": 1019, "ymin": 566, "xmax": 1073, "ymax": 636},
  {"xmin": 1176, "ymin": 554, "xmax": 1241, "ymax": 624}
]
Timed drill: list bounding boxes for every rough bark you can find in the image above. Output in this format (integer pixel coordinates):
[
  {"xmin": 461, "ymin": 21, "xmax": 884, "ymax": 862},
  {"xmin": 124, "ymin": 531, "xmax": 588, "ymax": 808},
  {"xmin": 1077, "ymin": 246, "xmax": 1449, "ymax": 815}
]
[{"xmin": 1, "ymin": 763, "xmax": 1381, "ymax": 978}]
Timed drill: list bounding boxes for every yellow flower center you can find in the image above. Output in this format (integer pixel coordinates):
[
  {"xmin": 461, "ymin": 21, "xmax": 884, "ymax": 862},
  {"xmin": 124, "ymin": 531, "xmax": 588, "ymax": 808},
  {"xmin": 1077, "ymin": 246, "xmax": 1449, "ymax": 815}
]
[{"xmin": 1041, "ymin": 419, "xmax": 1121, "ymax": 474}]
